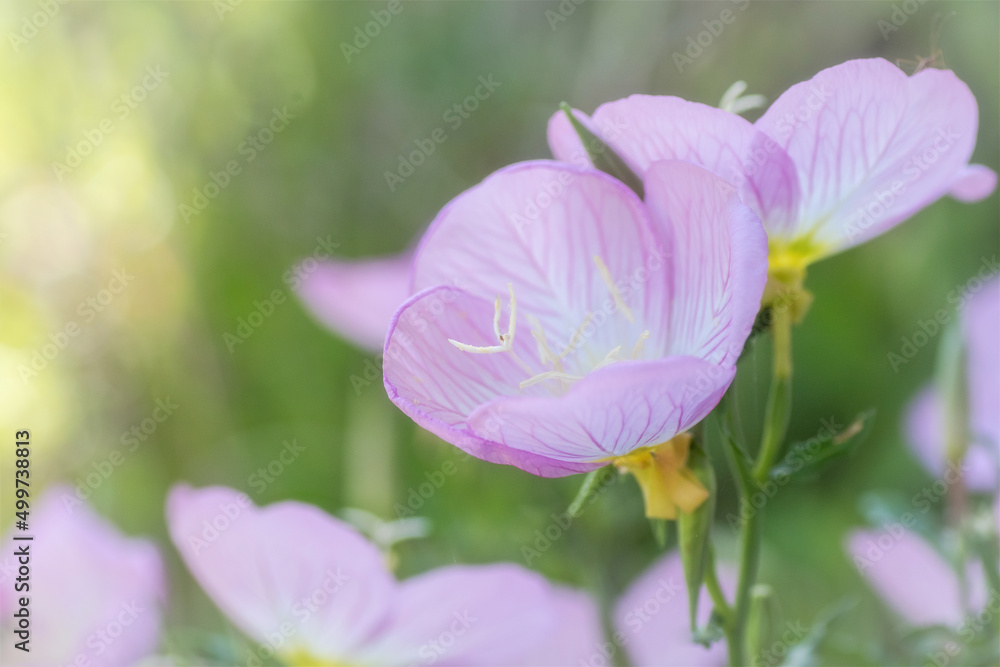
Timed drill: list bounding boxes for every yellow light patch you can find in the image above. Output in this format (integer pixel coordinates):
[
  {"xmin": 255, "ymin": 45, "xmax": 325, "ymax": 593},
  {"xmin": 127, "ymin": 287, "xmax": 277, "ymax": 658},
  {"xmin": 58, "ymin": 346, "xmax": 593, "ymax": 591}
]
[
  {"xmin": 281, "ymin": 649, "xmax": 351, "ymax": 667},
  {"xmin": 612, "ymin": 434, "xmax": 710, "ymax": 520},
  {"xmin": 764, "ymin": 238, "xmax": 819, "ymax": 324},
  {"xmin": 767, "ymin": 235, "xmax": 828, "ymax": 275}
]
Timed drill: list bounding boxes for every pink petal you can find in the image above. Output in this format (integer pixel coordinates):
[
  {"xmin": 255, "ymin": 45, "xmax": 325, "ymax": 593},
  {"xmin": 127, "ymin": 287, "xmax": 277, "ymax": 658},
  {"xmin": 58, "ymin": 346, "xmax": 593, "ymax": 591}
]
[
  {"xmin": 905, "ymin": 385, "xmax": 946, "ymax": 478},
  {"xmin": 547, "ymin": 98, "xmax": 801, "ymax": 233},
  {"xmin": 965, "ymin": 276, "xmax": 1000, "ymax": 470},
  {"xmin": 546, "ymin": 97, "xmax": 753, "ymax": 181},
  {"xmin": 357, "ymin": 564, "xmax": 565, "ymax": 666},
  {"xmin": 384, "ymin": 285, "xmax": 734, "ymax": 471},
  {"xmin": 906, "ymin": 277, "xmax": 1000, "ymax": 493},
  {"xmin": 0, "ymin": 486, "xmax": 165, "ymax": 667},
  {"xmin": 411, "ymin": 161, "xmax": 669, "ymax": 360},
  {"xmin": 464, "ymin": 356, "xmax": 735, "ymax": 462},
  {"xmin": 166, "ymin": 485, "xmax": 394, "ymax": 661},
  {"xmin": 949, "ymin": 164, "xmax": 998, "ymax": 203},
  {"xmin": 906, "ymin": 385, "xmax": 1000, "ymax": 493},
  {"xmin": 386, "ymin": 161, "xmax": 757, "ymax": 474},
  {"xmin": 847, "ymin": 529, "xmax": 963, "ymax": 627},
  {"xmin": 295, "ymin": 252, "xmax": 412, "ymax": 351},
  {"xmin": 755, "ymin": 58, "xmax": 983, "ymax": 252},
  {"xmin": 643, "ymin": 161, "xmax": 769, "ymax": 366},
  {"xmin": 614, "ymin": 552, "xmax": 733, "ymax": 667},
  {"xmin": 383, "ymin": 285, "xmax": 604, "ymax": 477},
  {"xmin": 525, "ymin": 586, "xmax": 606, "ymax": 666}
]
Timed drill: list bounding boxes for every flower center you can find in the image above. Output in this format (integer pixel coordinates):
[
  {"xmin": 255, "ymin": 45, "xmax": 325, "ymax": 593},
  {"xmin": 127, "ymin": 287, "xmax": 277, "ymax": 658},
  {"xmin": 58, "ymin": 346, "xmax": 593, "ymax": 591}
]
[{"xmin": 447, "ymin": 256, "xmax": 648, "ymax": 394}]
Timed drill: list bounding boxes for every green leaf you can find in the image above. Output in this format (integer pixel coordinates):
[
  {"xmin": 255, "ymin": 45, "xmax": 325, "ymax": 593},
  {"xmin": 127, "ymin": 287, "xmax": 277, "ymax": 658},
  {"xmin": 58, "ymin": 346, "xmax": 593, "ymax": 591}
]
[
  {"xmin": 770, "ymin": 409, "xmax": 876, "ymax": 482},
  {"xmin": 781, "ymin": 598, "xmax": 857, "ymax": 667},
  {"xmin": 559, "ymin": 102, "xmax": 645, "ymax": 198}
]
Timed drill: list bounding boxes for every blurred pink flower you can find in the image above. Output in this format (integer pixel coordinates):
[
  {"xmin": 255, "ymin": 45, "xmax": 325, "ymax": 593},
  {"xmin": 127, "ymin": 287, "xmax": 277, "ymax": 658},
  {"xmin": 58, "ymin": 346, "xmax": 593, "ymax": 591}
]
[
  {"xmin": 295, "ymin": 251, "xmax": 413, "ymax": 351},
  {"xmin": 0, "ymin": 486, "xmax": 166, "ymax": 666},
  {"xmin": 166, "ymin": 484, "xmax": 602, "ymax": 666},
  {"xmin": 549, "ymin": 58, "xmax": 996, "ymax": 270},
  {"xmin": 906, "ymin": 276, "xmax": 999, "ymax": 491},
  {"xmin": 381, "ymin": 160, "xmax": 766, "ymax": 485},
  {"xmin": 611, "ymin": 552, "xmax": 735, "ymax": 667},
  {"xmin": 846, "ymin": 528, "xmax": 990, "ymax": 628}
]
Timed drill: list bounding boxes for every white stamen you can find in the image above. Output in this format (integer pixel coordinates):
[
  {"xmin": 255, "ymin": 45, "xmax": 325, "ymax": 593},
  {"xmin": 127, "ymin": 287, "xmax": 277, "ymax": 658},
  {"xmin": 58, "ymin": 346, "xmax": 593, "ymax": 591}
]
[
  {"xmin": 504, "ymin": 282, "xmax": 517, "ymax": 345},
  {"xmin": 492, "ymin": 296, "xmax": 503, "ymax": 341},
  {"xmin": 449, "ymin": 282, "xmax": 517, "ymax": 354},
  {"xmin": 719, "ymin": 80, "xmax": 766, "ymax": 115},
  {"xmin": 593, "ymin": 255, "xmax": 635, "ymax": 323},
  {"xmin": 448, "ymin": 339, "xmax": 509, "ymax": 354},
  {"xmin": 631, "ymin": 330, "xmax": 650, "ymax": 359},
  {"xmin": 447, "ymin": 280, "xmax": 648, "ymax": 397},
  {"xmin": 558, "ymin": 312, "xmax": 594, "ymax": 358},
  {"xmin": 528, "ymin": 314, "xmax": 563, "ymax": 373},
  {"xmin": 593, "ymin": 346, "xmax": 623, "ymax": 371},
  {"xmin": 520, "ymin": 370, "xmax": 583, "ymax": 390}
]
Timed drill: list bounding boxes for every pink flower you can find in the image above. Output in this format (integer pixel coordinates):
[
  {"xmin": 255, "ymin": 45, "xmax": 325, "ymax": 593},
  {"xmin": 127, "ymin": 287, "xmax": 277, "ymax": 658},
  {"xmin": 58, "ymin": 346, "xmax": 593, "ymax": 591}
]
[
  {"xmin": 906, "ymin": 276, "xmax": 999, "ymax": 491},
  {"xmin": 166, "ymin": 484, "xmax": 603, "ymax": 666},
  {"xmin": 612, "ymin": 552, "xmax": 735, "ymax": 667},
  {"xmin": 296, "ymin": 251, "xmax": 413, "ymax": 351},
  {"xmin": 846, "ymin": 529, "xmax": 990, "ymax": 628},
  {"xmin": 0, "ymin": 486, "xmax": 166, "ymax": 666},
  {"xmin": 381, "ymin": 160, "xmax": 766, "ymax": 493},
  {"xmin": 549, "ymin": 58, "xmax": 996, "ymax": 272}
]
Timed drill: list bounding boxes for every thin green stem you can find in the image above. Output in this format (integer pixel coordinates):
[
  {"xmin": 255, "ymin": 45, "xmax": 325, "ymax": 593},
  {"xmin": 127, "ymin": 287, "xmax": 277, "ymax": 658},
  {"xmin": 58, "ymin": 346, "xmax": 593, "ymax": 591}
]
[
  {"xmin": 719, "ymin": 402, "xmax": 754, "ymax": 666},
  {"xmin": 705, "ymin": 546, "xmax": 733, "ymax": 621},
  {"xmin": 732, "ymin": 503, "xmax": 763, "ymax": 666},
  {"xmin": 723, "ymin": 302, "xmax": 795, "ymax": 666},
  {"xmin": 703, "ymin": 544, "xmax": 740, "ymax": 665},
  {"xmin": 752, "ymin": 304, "xmax": 793, "ymax": 484}
]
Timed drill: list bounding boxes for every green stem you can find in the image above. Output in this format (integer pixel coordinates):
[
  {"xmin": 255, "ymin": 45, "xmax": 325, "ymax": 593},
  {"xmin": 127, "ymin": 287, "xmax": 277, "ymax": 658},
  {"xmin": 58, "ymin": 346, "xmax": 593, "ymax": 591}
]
[
  {"xmin": 752, "ymin": 304, "xmax": 793, "ymax": 484},
  {"xmin": 705, "ymin": 546, "xmax": 733, "ymax": 621},
  {"xmin": 704, "ymin": 544, "xmax": 743, "ymax": 664},
  {"xmin": 724, "ymin": 303, "xmax": 795, "ymax": 666},
  {"xmin": 732, "ymin": 503, "xmax": 763, "ymax": 666},
  {"xmin": 720, "ymin": 403, "xmax": 754, "ymax": 666}
]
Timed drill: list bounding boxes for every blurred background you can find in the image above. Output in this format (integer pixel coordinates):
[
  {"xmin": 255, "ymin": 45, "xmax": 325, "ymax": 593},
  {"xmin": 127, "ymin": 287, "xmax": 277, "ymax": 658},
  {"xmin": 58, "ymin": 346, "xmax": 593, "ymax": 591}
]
[{"xmin": 1, "ymin": 1, "xmax": 997, "ymax": 664}]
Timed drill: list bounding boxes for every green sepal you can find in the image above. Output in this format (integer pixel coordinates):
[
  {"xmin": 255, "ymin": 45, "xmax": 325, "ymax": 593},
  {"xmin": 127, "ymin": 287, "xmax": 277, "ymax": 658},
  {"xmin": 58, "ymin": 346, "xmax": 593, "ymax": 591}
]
[
  {"xmin": 567, "ymin": 465, "xmax": 616, "ymax": 518},
  {"xmin": 678, "ymin": 440, "xmax": 717, "ymax": 632},
  {"xmin": 559, "ymin": 102, "xmax": 645, "ymax": 198},
  {"xmin": 650, "ymin": 517, "xmax": 669, "ymax": 548}
]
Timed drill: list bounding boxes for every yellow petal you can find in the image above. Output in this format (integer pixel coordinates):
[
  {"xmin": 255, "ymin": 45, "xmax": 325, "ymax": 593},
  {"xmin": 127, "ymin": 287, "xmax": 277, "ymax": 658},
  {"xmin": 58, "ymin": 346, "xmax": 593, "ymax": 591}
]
[{"xmin": 613, "ymin": 434, "xmax": 710, "ymax": 520}]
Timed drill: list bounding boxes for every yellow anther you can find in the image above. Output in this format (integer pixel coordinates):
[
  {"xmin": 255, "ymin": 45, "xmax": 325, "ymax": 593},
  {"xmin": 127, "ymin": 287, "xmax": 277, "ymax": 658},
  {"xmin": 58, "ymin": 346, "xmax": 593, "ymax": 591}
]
[{"xmin": 593, "ymin": 255, "xmax": 635, "ymax": 323}]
